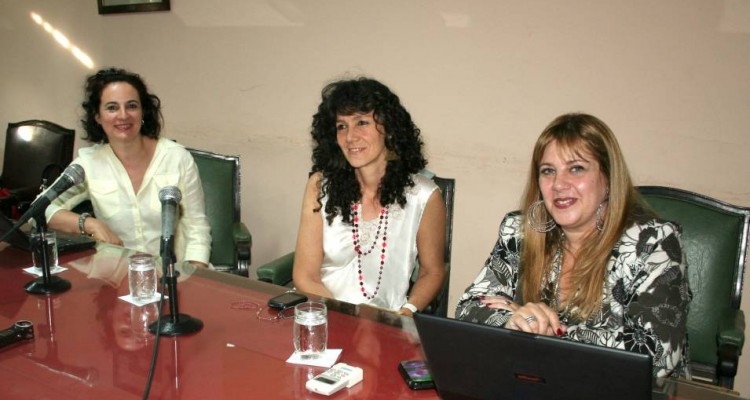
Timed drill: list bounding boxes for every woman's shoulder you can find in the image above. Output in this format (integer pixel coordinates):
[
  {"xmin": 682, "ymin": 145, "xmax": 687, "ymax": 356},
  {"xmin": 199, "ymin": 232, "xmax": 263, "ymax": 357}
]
[
  {"xmin": 77, "ymin": 143, "xmax": 107, "ymax": 157},
  {"xmin": 409, "ymin": 172, "xmax": 439, "ymax": 196},
  {"xmin": 158, "ymin": 137, "xmax": 189, "ymax": 154},
  {"xmin": 305, "ymin": 172, "xmax": 323, "ymax": 198},
  {"xmin": 412, "ymin": 172, "xmax": 438, "ymax": 189},
  {"xmin": 76, "ymin": 143, "xmax": 113, "ymax": 166},
  {"xmin": 405, "ymin": 173, "xmax": 439, "ymax": 208},
  {"xmin": 499, "ymin": 211, "xmax": 523, "ymax": 236},
  {"xmin": 621, "ymin": 218, "xmax": 682, "ymax": 243},
  {"xmin": 155, "ymin": 138, "xmax": 198, "ymax": 169}
]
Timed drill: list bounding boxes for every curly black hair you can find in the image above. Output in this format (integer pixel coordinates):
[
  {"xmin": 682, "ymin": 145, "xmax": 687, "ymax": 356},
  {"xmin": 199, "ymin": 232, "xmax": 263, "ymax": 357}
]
[
  {"xmin": 310, "ymin": 77, "xmax": 427, "ymax": 224},
  {"xmin": 81, "ymin": 67, "xmax": 162, "ymax": 143}
]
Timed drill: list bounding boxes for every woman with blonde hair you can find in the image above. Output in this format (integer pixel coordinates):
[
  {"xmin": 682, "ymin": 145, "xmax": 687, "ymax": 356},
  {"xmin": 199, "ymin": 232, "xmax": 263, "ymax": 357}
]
[{"xmin": 456, "ymin": 113, "xmax": 690, "ymax": 378}]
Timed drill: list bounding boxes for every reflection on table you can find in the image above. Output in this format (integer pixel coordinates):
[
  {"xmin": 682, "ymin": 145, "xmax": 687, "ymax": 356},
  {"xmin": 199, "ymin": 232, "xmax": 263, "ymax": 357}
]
[{"xmin": 0, "ymin": 243, "xmax": 745, "ymax": 399}]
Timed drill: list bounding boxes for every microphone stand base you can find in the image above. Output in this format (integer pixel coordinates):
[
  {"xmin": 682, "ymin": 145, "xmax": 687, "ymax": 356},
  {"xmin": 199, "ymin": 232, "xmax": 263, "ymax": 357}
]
[
  {"xmin": 148, "ymin": 314, "xmax": 203, "ymax": 336},
  {"xmin": 24, "ymin": 276, "xmax": 71, "ymax": 295}
]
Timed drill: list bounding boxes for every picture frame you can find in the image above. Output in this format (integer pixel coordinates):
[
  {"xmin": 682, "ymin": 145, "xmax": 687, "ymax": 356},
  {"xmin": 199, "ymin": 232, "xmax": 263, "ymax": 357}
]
[{"xmin": 97, "ymin": 0, "xmax": 171, "ymax": 15}]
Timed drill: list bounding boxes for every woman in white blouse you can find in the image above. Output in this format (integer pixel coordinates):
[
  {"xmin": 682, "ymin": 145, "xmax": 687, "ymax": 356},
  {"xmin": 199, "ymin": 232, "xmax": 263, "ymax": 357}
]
[
  {"xmin": 292, "ymin": 78, "xmax": 445, "ymax": 315},
  {"xmin": 46, "ymin": 68, "xmax": 210, "ymax": 267}
]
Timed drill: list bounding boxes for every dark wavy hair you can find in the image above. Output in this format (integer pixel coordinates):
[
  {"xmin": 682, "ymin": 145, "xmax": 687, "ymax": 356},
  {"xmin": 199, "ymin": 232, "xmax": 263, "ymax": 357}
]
[
  {"xmin": 311, "ymin": 77, "xmax": 427, "ymax": 224},
  {"xmin": 81, "ymin": 67, "xmax": 162, "ymax": 143}
]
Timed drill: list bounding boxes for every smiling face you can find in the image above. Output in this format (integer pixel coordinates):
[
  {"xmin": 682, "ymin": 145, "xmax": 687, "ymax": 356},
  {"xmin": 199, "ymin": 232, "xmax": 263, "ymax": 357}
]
[
  {"xmin": 94, "ymin": 82, "xmax": 143, "ymax": 144},
  {"xmin": 335, "ymin": 111, "xmax": 388, "ymax": 171},
  {"xmin": 538, "ymin": 140, "xmax": 609, "ymax": 238}
]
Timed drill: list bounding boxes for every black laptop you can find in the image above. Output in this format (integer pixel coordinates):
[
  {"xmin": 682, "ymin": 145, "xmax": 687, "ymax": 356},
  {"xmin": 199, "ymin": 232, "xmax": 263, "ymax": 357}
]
[
  {"xmin": 413, "ymin": 313, "xmax": 653, "ymax": 400},
  {"xmin": 0, "ymin": 213, "xmax": 96, "ymax": 253}
]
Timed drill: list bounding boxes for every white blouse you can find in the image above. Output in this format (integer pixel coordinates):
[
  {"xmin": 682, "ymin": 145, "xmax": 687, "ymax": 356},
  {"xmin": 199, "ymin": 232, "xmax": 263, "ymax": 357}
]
[
  {"xmin": 45, "ymin": 138, "xmax": 211, "ymax": 264},
  {"xmin": 319, "ymin": 174, "xmax": 437, "ymax": 311}
]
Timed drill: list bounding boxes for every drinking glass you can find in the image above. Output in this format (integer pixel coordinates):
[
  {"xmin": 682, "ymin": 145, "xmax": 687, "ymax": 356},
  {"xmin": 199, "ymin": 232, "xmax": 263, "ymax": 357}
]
[
  {"xmin": 128, "ymin": 253, "xmax": 157, "ymax": 301},
  {"xmin": 293, "ymin": 301, "xmax": 328, "ymax": 359},
  {"xmin": 30, "ymin": 231, "xmax": 58, "ymax": 271}
]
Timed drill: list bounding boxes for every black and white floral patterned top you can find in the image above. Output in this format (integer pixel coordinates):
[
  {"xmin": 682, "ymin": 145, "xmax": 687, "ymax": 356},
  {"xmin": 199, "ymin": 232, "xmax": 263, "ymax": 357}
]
[{"xmin": 456, "ymin": 212, "xmax": 691, "ymax": 378}]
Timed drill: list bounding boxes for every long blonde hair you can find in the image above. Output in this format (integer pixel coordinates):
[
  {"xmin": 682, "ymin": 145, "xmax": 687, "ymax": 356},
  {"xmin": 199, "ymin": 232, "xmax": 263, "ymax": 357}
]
[{"xmin": 519, "ymin": 113, "xmax": 648, "ymax": 319}]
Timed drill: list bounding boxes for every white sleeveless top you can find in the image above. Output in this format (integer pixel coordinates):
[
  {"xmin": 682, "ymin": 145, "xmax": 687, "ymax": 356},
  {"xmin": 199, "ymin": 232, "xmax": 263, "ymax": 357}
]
[{"xmin": 320, "ymin": 174, "xmax": 438, "ymax": 311}]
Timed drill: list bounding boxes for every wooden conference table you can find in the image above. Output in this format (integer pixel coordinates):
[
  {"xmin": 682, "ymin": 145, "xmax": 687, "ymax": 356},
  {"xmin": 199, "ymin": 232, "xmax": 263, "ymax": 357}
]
[{"xmin": 0, "ymin": 243, "xmax": 746, "ymax": 400}]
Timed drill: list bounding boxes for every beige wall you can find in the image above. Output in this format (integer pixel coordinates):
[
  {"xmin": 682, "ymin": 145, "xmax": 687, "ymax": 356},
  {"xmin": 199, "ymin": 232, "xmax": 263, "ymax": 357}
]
[{"xmin": 2, "ymin": 0, "xmax": 749, "ymax": 392}]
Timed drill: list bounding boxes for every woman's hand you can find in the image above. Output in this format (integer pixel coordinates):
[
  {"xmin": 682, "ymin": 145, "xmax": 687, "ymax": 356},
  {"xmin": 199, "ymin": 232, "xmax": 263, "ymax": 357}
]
[
  {"xmin": 479, "ymin": 295, "xmax": 517, "ymax": 311},
  {"xmin": 86, "ymin": 217, "xmax": 124, "ymax": 247},
  {"xmin": 484, "ymin": 298, "xmax": 565, "ymax": 337},
  {"xmin": 397, "ymin": 307, "xmax": 414, "ymax": 317},
  {"xmin": 189, "ymin": 261, "xmax": 208, "ymax": 268}
]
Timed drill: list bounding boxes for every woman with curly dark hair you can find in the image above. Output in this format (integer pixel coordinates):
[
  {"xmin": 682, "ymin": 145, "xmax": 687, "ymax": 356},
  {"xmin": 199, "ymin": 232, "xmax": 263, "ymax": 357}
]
[
  {"xmin": 45, "ymin": 68, "xmax": 210, "ymax": 267},
  {"xmin": 293, "ymin": 77, "xmax": 446, "ymax": 315}
]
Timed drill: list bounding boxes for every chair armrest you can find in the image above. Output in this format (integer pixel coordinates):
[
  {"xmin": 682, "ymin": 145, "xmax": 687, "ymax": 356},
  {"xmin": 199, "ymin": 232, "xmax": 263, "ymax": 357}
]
[
  {"xmin": 233, "ymin": 222, "xmax": 252, "ymax": 244},
  {"xmin": 717, "ymin": 309, "xmax": 745, "ymax": 379},
  {"xmin": 232, "ymin": 222, "xmax": 252, "ymax": 273},
  {"xmin": 718, "ymin": 308, "xmax": 745, "ymax": 350},
  {"xmin": 256, "ymin": 252, "xmax": 295, "ymax": 286}
]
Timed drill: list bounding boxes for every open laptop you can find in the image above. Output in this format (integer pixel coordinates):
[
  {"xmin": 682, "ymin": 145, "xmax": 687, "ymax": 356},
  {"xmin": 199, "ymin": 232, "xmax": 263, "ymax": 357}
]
[
  {"xmin": 0, "ymin": 212, "xmax": 96, "ymax": 253},
  {"xmin": 413, "ymin": 313, "xmax": 653, "ymax": 400}
]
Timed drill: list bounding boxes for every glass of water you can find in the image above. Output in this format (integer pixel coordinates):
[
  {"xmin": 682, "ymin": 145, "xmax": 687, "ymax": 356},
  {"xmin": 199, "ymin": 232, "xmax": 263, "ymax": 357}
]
[
  {"xmin": 128, "ymin": 253, "xmax": 157, "ymax": 301},
  {"xmin": 293, "ymin": 301, "xmax": 328, "ymax": 359},
  {"xmin": 30, "ymin": 231, "xmax": 58, "ymax": 272}
]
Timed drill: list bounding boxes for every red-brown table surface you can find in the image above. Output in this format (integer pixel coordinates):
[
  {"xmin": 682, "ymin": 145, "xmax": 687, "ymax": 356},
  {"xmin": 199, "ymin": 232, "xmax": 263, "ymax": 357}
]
[
  {"xmin": 0, "ymin": 243, "xmax": 745, "ymax": 400},
  {"xmin": 0, "ymin": 243, "xmax": 438, "ymax": 399}
]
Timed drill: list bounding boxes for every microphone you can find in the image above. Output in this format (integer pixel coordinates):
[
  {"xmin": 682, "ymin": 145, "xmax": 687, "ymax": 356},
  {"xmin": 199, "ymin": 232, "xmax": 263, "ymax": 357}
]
[
  {"xmin": 0, "ymin": 164, "xmax": 85, "ymax": 244},
  {"xmin": 159, "ymin": 186, "xmax": 182, "ymax": 242},
  {"xmin": 150, "ymin": 185, "xmax": 203, "ymax": 336},
  {"xmin": 18, "ymin": 163, "xmax": 85, "ymax": 224}
]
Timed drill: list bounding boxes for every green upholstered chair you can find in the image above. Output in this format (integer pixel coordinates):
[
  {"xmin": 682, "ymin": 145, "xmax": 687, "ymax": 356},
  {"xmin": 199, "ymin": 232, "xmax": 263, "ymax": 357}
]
[
  {"xmin": 256, "ymin": 175, "xmax": 455, "ymax": 317},
  {"xmin": 188, "ymin": 148, "xmax": 252, "ymax": 276},
  {"xmin": 638, "ymin": 186, "xmax": 749, "ymax": 389}
]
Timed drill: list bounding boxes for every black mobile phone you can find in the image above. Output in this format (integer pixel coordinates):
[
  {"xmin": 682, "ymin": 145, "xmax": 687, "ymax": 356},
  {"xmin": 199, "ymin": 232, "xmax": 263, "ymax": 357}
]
[
  {"xmin": 267, "ymin": 292, "xmax": 308, "ymax": 310},
  {"xmin": 398, "ymin": 360, "xmax": 435, "ymax": 390}
]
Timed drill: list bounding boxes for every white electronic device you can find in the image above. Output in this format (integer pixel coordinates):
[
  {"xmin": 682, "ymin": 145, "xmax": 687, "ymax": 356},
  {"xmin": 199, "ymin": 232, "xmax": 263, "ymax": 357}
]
[{"xmin": 305, "ymin": 363, "xmax": 364, "ymax": 396}]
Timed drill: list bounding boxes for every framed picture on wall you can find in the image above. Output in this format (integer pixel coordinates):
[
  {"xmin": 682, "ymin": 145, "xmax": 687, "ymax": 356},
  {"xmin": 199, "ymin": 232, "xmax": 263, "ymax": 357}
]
[{"xmin": 97, "ymin": 0, "xmax": 170, "ymax": 15}]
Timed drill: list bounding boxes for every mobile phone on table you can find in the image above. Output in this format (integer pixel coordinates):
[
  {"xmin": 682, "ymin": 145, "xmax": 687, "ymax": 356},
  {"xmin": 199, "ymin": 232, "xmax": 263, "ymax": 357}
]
[
  {"xmin": 398, "ymin": 360, "xmax": 435, "ymax": 390},
  {"xmin": 267, "ymin": 291, "xmax": 308, "ymax": 309}
]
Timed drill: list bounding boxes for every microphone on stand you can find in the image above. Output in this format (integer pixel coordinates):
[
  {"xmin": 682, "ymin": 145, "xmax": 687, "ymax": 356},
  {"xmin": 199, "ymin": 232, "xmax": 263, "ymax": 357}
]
[
  {"xmin": 149, "ymin": 186, "xmax": 203, "ymax": 336},
  {"xmin": 158, "ymin": 186, "xmax": 180, "ymax": 264},
  {"xmin": 0, "ymin": 164, "xmax": 85, "ymax": 243},
  {"xmin": 14, "ymin": 164, "xmax": 85, "ymax": 295}
]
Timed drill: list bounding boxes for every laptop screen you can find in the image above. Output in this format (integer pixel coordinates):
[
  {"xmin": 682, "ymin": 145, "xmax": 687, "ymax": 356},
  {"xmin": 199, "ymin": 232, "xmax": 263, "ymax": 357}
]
[{"xmin": 413, "ymin": 313, "xmax": 653, "ymax": 400}]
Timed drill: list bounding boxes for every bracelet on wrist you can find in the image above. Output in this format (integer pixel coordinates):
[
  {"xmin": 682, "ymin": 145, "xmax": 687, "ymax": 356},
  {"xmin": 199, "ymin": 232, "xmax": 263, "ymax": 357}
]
[
  {"xmin": 401, "ymin": 303, "xmax": 418, "ymax": 313},
  {"xmin": 78, "ymin": 213, "xmax": 92, "ymax": 236}
]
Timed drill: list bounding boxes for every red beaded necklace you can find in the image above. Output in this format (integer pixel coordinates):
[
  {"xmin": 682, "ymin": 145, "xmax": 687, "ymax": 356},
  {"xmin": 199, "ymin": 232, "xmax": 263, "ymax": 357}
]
[{"xmin": 351, "ymin": 203, "xmax": 389, "ymax": 299}]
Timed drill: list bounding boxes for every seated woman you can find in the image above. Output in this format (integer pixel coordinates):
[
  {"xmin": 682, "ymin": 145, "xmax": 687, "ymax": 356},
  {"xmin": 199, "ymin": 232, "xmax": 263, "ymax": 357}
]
[
  {"xmin": 456, "ymin": 113, "xmax": 691, "ymax": 378},
  {"xmin": 46, "ymin": 68, "xmax": 211, "ymax": 267},
  {"xmin": 293, "ymin": 77, "xmax": 446, "ymax": 315}
]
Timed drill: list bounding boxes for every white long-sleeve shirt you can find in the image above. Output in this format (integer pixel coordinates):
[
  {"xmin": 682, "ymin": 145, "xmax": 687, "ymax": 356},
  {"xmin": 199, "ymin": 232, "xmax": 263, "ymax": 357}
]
[{"xmin": 46, "ymin": 137, "xmax": 211, "ymax": 264}]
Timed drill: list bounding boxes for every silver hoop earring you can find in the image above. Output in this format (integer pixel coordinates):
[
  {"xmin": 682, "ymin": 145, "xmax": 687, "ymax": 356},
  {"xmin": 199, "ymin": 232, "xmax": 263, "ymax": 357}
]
[
  {"xmin": 595, "ymin": 202, "xmax": 606, "ymax": 232},
  {"xmin": 527, "ymin": 200, "xmax": 556, "ymax": 233}
]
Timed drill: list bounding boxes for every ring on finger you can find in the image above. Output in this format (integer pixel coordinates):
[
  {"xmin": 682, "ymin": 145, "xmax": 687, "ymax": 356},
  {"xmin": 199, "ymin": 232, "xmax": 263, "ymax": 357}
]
[{"xmin": 524, "ymin": 315, "xmax": 537, "ymax": 324}]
